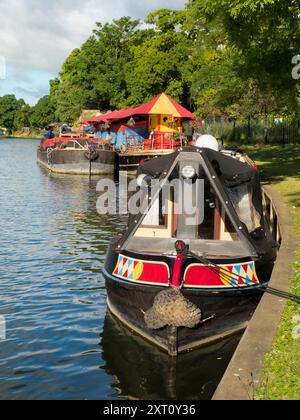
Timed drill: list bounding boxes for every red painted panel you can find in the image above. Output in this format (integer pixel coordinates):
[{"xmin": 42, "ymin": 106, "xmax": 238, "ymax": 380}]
[
  {"xmin": 184, "ymin": 262, "xmax": 259, "ymax": 288},
  {"xmin": 113, "ymin": 255, "xmax": 170, "ymax": 286}
]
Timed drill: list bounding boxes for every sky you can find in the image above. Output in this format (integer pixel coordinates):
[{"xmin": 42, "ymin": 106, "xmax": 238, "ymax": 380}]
[{"xmin": 0, "ymin": 0, "xmax": 187, "ymax": 105}]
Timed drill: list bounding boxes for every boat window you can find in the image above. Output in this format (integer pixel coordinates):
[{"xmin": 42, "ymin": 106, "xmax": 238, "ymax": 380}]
[
  {"xmin": 142, "ymin": 192, "xmax": 168, "ymax": 227},
  {"xmin": 199, "ymin": 181, "xmax": 239, "ymax": 241},
  {"xmin": 135, "ymin": 193, "xmax": 175, "ymax": 239},
  {"xmin": 134, "ymin": 170, "xmax": 240, "ymax": 241},
  {"xmin": 227, "ymin": 183, "xmax": 261, "ymax": 233}
]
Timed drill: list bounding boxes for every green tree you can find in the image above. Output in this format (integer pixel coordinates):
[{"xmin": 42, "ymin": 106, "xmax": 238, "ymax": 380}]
[
  {"xmin": 47, "ymin": 1, "xmax": 299, "ymax": 122},
  {"xmin": 14, "ymin": 104, "xmax": 32, "ymax": 130},
  {"xmin": 125, "ymin": 9, "xmax": 190, "ymax": 107},
  {"xmin": 53, "ymin": 17, "xmax": 144, "ymax": 122},
  {"xmin": 0, "ymin": 95, "xmax": 25, "ymax": 132},
  {"xmin": 49, "ymin": 78, "xmax": 61, "ymax": 121},
  {"xmin": 187, "ymin": 0, "xmax": 300, "ymax": 116},
  {"xmin": 180, "ymin": 4, "xmax": 245, "ymax": 117},
  {"xmin": 90, "ymin": 17, "xmax": 145, "ymax": 109},
  {"xmin": 30, "ymin": 95, "xmax": 56, "ymax": 128}
]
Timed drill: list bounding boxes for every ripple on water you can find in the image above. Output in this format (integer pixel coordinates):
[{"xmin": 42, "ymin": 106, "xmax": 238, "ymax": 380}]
[{"xmin": 0, "ymin": 139, "xmax": 239, "ymax": 400}]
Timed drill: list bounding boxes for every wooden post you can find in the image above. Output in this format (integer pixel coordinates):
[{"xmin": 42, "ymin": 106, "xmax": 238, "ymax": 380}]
[
  {"xmin": 166, "ymin": 357, "xmax": 177, "ymax": 399},
  {"xmin": 282, "ymin": 125, "xmax": 286, "ymax": 146},
  {"xmin": 247, "ymin": 116, "xmax": 252, "ymax": 143},
  {"xmin": 168, "ymin": 326, "xmax": 178, "ymax": 357}
]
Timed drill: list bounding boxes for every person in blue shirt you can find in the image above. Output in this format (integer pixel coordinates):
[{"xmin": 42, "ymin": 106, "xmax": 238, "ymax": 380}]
[{"xmin": 43, "ymin": 126, "xmax": 55, "ymax": 140}]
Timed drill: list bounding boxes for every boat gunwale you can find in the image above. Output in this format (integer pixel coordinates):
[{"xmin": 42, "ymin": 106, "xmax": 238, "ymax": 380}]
[{"xmin": 102, "ymin": 266, "xmax": 269, "ymax": 293}]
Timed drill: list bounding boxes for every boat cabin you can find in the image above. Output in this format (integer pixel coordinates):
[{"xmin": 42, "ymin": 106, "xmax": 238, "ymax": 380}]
[{"xmin": 117, "ymin": 147, "xmax": 272, "ymax": 261}]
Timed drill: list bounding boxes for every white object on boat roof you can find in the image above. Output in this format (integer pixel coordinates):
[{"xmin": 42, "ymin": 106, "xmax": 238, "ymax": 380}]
[{"xmin": 196, "ymin": 134, "xmax": 219, "ymax": 152}]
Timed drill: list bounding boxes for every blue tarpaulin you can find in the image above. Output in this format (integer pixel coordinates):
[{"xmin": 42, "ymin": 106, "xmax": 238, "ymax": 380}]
[
  {"xmin": 95, "ymin": 130, "xmax": 111, "ymax": 139},
  {"xmin": 112, "ymin": 125, "xmax": 148, "ymax": 150}
]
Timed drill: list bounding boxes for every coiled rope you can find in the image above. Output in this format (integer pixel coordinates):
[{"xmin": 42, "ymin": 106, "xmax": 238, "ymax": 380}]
[{"xmin": 46, "ymin": 148, "xmax": 54, "ymax": 166}]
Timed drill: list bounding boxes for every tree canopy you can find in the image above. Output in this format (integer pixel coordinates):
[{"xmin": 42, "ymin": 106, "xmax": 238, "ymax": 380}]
[
  {"xmin": 0, "ymin": 95, "xmax": 26, "ymax": 132},
  {"xmin": 0, "ymin": 0, "xmax": 299, "ymax": 130},
  {"xmin": 49, "ymin": 1, "xmax": 298, "ymax": 123},
  {"xmin": 187, "ymin": 0, "xmax": 300, "ymax": 117},
  {"xmin": 0, "ymin": 94, "xmax": 56, "ymax": 132}
]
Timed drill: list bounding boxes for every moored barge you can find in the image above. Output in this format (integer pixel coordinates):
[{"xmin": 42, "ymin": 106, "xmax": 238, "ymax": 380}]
[
  {"xmin": 103, "ymin": 138, "xmax": 278, "ymax": 355},
  {"xmin": 37, "ymin": 137, "xmax": 117, "ymax": 175},
  {"xmin": 82, "ymin": 93, "xmax": 197, "ymax": 173}
]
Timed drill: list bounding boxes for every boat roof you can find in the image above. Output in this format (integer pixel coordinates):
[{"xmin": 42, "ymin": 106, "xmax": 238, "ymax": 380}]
[
  {"xmin": 117, "ymin": 147, "xmax": 264, "ymax": 258},
  {"xmin": 81, "ymin": 93, "xmax": 195, "ymax": 124},
  {"xmin": 137, "ymin": 146, "xmax": 257, "ymax": 186}
]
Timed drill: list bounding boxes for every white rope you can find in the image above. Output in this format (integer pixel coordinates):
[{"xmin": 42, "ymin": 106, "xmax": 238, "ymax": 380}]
[{"xmin": 46, "ymin": 148, "xmax": 54, "ymax": 166}]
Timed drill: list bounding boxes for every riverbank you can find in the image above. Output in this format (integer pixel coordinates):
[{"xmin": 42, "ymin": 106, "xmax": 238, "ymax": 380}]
[
  {"xmin": 6, "ymin": 133, "xmax": 41, "ymax": 140},
  {"xmin": 241, "ymin": 144, "xmax": 300, "ymax": 400}
]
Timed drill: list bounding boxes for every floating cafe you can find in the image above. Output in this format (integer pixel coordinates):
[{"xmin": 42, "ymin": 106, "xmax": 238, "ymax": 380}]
[
  {"xmin": 37, "ymin": 93, "xmax": 197, "ymax": 175},
  {"xmin": 34, "ymin": 92, "xmax": 299, "ymax": 398}
]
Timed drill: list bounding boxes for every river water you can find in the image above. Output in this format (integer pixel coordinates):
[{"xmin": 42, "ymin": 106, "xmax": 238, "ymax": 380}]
[{"xmin": 0, "ymin": 139, "xmax": 240, "ymax": 400}]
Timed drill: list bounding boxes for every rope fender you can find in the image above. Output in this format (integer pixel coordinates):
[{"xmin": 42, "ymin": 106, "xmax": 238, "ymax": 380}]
[{"xmin": 84, "ymin": 144, "xmax": 99, "ymax": 162}]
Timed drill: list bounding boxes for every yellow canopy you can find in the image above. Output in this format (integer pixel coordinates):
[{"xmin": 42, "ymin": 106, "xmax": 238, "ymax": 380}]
[{"xmin": 148, "ymin": 93, "xmax": 182, "ymax": 117}]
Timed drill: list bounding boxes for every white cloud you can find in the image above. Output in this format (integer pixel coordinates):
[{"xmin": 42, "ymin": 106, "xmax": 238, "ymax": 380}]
[
  {"xmin": 0, "ymin": 0, "xmax": 186, "ymax": 74},
  {"xmin": 0, "ymin": 66, "xmax": 53, "ymax": 104},
  {"xmin": 0, "ymin": 0, "xmax": 186, "ymax": 104}
]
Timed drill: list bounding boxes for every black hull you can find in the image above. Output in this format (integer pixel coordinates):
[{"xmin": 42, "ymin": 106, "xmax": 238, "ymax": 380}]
[
  {"xmin": 103, "ymin": 146, "xmax": 278, "ymax": 355},
  {"xmin": 105, "ymin": 276, "xmax": 262, "ymax": 354},
  {"xmin": 101, "ymin": 311, "xmax": 242, "ymax": 400},
  {"xmin": 103, "ymin": 238, "xmax": 274, "ymax": 353},
  {"xmin": 37, "ymin": 149, "xmax": 117, "ymax": 175},
  {"xmin": 102, "ymin": 245, "xmax": 272, "ymax": 355}
]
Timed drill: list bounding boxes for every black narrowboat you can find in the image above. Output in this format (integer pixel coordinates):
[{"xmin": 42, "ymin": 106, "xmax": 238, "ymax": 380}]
[{"xmin": 103, "ymin": 145, "xmax": 278, "ymax": 356}]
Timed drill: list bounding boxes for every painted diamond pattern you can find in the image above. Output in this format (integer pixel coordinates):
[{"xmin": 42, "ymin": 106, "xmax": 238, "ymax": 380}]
[
  {"xmin": 112, "ymin": 254, "xmax": 170, "ymax": 286},
  {"xmin": 127, "ymin": 260, "xmax": 134, "ymax": 280},
  {"xmin": 229, "ymin": 263, "xmax": 258, "ymax": 286}
]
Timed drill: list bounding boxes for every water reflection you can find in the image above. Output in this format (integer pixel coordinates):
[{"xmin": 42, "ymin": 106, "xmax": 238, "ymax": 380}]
[
  {"xmin": 101, "ymin": 312, "xmax": 242, "ymax": 400},
  {"xmin": 0, "ymin": 139, "xmax": 240, "ymax": 400}
]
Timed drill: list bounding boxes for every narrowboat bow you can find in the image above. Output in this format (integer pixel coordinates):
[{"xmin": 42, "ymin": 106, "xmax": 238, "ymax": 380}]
[
  {"xmin": 37, "ymin": 137, "xmax": 117, "ymax": 175},
  {"xmin": 103, "ymin": 145, "xmax": 278, "ymax": 356}
]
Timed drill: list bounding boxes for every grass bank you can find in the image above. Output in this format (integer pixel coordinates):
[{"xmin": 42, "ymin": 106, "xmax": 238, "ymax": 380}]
[
  {"xmin": 241, "ymin": 144, "xmax": 300, "ymax": 400},
  {"xmin": 5, "ymin": 130, "xmax": 42, "ymax": 140}
]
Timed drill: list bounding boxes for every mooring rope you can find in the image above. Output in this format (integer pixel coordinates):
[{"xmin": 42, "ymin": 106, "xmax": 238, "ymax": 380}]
[
  {"xmin": 46, "ymin": 147, "xmax": 54, "ymax": 166},
  {"xmin": 185, "ymin": 247, "xmax": 300, "ymax": 305}
]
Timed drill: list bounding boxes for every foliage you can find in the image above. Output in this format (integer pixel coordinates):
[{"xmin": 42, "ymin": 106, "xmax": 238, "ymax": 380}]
[
  {"xmin": 125, "ymin": 9, "xmax": 190, "ymax": 107},
  {"xmin": 1, "ymin": 1, "xmax": 299, "ymax": 126},
  {"xmin": 30, "ymin": 95, "xmax": 56, "ymax": 128},
  {"xmin": 188, "ymin": 0, "xmax": 300, "ymax": 117},
  {"xmin": 0, "ymin": 95, "xmax": 25, "ymax": 132},
  {"xmin": 52, "ymin": 17, "xmax": 145, "ymax": 122},
  {"xmin": 14, "ymin": 104, "xmax": 32, "ymax": 130},
  {"xmin": 0, "ymin": 93, "xmax": 57, "ymax": 132}
]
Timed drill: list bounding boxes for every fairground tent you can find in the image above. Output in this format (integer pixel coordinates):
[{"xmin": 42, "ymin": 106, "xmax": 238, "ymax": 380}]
[
  {"xmin": 82, "ymin": 93, "xmax": 195, "ymax": 124},
  {"xmin": 81, "ymin": 93, "xmax": 195, "ymax": 149}
]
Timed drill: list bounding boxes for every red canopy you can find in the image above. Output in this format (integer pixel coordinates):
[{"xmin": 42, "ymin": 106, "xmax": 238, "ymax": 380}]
[
  {"xmin": 81, "ymin": 108, "xmax": 135, "ymax": 124},
  {"xmin": 133, "ymin": 93, "xmax": 195, "ymax": 119},
  {"xmin": 81, "ymin": 93, "xmax": 195, "ymax": 124}
]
